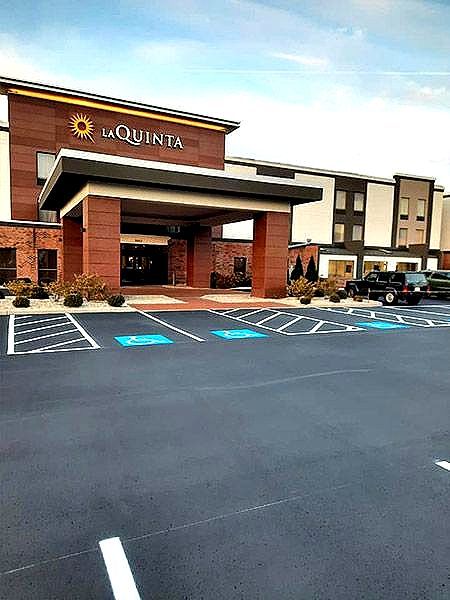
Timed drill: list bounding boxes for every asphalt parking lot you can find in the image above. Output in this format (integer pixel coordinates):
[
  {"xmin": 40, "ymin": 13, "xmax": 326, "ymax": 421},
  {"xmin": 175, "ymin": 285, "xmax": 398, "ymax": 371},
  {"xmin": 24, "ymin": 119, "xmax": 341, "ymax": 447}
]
[{"xmin": 1, "ymin": 299, "xmax": 450, "ymax": 599}]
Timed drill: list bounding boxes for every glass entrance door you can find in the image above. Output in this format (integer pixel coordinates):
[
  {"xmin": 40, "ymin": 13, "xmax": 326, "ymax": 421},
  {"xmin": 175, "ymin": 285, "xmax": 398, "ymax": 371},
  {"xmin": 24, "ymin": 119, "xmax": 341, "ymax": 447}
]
[{"xmin": 120, "ymin": 244, "xmax": 169, "ymax": 285}]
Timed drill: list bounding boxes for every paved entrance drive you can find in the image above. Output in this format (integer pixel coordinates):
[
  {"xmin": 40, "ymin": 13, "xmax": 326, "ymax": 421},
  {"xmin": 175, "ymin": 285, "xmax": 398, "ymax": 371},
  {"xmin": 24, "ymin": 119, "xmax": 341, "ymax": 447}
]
[{"xmin": 1, "ymin": 300, "xmax": 449, "ymax": 598}]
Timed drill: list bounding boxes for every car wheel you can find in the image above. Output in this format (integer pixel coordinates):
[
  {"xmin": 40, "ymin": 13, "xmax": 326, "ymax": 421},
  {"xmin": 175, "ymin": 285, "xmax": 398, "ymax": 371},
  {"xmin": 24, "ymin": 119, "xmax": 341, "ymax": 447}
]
[{"xmin": 383, "ymin": 291, "xmax": 398, "ymax": 306}]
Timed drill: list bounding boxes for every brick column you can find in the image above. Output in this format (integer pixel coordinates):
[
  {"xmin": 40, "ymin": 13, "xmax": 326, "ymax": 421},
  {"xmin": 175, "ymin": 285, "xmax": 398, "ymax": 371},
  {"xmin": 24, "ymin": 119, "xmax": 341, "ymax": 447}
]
[
  {"xmin": 82, "ymin": 196, "xmax": 120, "ymax": 290},
  {"xmin": 252, "ymin": 212, "xmax": 290, "ymax": 298},
  {"xmin": 186, "ymin": 226, "xmax": 212, "ymax": 287},
  {"xmin": 61, "ymin": 217, "xmax": 82, "ymax": 281}
]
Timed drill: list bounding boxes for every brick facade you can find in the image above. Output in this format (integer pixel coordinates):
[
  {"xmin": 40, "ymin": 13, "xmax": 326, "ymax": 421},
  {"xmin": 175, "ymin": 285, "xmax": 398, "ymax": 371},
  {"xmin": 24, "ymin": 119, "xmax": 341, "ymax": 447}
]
[
  {"xmin": 252, "ymin": 212, "xmax": 290, "ymax": 298},
  {"xmin": 288, "ymin": 245, "xmax": 319, "ymax": 274},
  {"xmin": 0, "ymin": 223, "xmax": 62, "ymax": 282},
  {"xmin": 168, "ymin": 239, "xmax": 187, "ymax": 284},
  {"xmin": 212, "ymin": 240, "xmax": 252, "ymax": 276}
]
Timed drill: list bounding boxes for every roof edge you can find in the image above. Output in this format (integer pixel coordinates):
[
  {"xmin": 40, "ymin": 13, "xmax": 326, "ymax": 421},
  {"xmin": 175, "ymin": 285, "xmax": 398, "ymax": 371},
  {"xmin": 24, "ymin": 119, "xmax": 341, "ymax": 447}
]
[{"xmin": 0, "ymin": 76, "xmax": 240, "ymax": 133}]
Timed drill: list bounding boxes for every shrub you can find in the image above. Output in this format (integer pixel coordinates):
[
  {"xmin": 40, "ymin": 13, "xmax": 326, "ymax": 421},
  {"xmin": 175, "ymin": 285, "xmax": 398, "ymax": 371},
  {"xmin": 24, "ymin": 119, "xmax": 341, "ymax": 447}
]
[
  {"xmin": 300, "ymin": 296, "xmax": 312, "ymax": 304},
  {"xmin": 305, "ymin": 256, "xmax": 318, "ymax": 282},
  {"xmin": 7, "ymin": 280, "xmax": 34, "ymax": 297},
  {"xmin": 107, "ymin": 294, "xmax": 125, "ymax": 307},
  {"xmin": 329, "ymin": 293, "xmax": 341, "ymax": 303},
  {"xmin": 47, "ymin": 280, "xmax": 73, "ymax": 301},
  {"xmin": 287, "ymin": 276, "xmax": 315, "ymax": 298},
  {"xmin": 63, "ymin": 292, "xmax": 83, "ymax": 307},
  {"xmin": 353, "ymin": 295, "xmax": 364, "ymax": 302},
  {"xmin": 337, "ymin": 288, "xmax": 348, "ymax": 300},
  {"xmin": 72, "ymin": 273, "xmax": 109, "ymax": 301},
  {"xmin": 321, "ymin": 277, "xmax": 338, "ymax": 297},
  {"xmin": 12, "ymin": 295, "xmax": 30, "ymax": 308},
  {"xmin": 290, "ymin": 255, "xmax": 304, "ymax": 281},
  {"xmin": 30, "ymin": 285, "xmax": 49, "ymax": 299},
  {"xmin": 313, "ymin": 287, "xmax": 325, "ymax": 297}
]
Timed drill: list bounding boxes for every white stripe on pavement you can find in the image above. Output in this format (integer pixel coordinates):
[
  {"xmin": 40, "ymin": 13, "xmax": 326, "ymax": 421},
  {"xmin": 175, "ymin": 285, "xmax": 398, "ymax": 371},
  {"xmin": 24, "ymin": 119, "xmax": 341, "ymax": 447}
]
[
  {"xmin": 435, "ymin": 460, "xmax": 450, "ymax": 471},
  {"xmin": 7, "ymin": 315, "xmax": 15, "ymax": 355},
  {"xmin": 99, "ymin": 537, "xmax": 141, "ymax": 600},
  {"xmin": 65, "ymin": 313, "xmax": 101, "ymax": 349},
  {"xmin": 14, "ymin": 321, "xmax": 72, "ymax": 335},
  {"xmin": 14, "ymin": 328, "xmax": 78, "ymax": 345},
  {"xmin": 134, "ymin": 308, "xmax": 205, "ymax": 342}
]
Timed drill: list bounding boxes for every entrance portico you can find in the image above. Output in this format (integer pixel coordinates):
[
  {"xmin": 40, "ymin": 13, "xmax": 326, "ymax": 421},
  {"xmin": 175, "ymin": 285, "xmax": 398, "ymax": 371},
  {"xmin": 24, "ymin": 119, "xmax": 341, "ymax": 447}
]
[{"xmin": 42, "ymin": 150, "xmax": 323, "ymax": 297}]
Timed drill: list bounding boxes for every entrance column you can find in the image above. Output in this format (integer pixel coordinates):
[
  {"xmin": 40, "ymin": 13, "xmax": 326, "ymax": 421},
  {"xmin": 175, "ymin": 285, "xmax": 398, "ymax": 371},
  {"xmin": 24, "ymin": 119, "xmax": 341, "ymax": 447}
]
[
  {"xmin": 186, "ymin": 226, "xmax": 212, "ymax": 287},
  {"xmin": 82, "ymin": 196, "xmax": 121, "ymax": 290},
  {"xmin": 252, "ymin": 211, "xmax": 290, "ymax": 298},
  {"xmin": 61, "ymin": 216, "xmax": 82, "ymax": 281}
]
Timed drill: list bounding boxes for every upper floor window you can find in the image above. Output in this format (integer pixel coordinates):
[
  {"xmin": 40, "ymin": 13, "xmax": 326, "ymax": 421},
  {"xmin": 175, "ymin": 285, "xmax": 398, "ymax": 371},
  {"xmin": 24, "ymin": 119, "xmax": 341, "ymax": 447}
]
[
  {"xmin": 353, "ymin": 192, "xmax": 364, "ymax": 213},
  {"xmin": 37, "ymin": 152, "xmax": 56, "ymax": 185},
  {"xmin": 415, "ymin": 229, "xmax": 424, "ymax": 244},
  {"xmin": 416, "ymin": 198, "xmax": 426, "ymax": 221},
  {"xmin": 333, "ymin": 222, "xmax": 345, "ymax": 243},
  {"xmin": 399, "ymin": 197, "xmax": 409, "ymax": 220},
  {"xmin": 352, "ymin": 224, "xmax": 363, "ymax": 241},
  {"xmin": 335, "ymin": 191, "xmax": 346, "ymax": 211},
  {"xmin": 398, "ymin": 227, "xmax": 408, "ymax": 246}
]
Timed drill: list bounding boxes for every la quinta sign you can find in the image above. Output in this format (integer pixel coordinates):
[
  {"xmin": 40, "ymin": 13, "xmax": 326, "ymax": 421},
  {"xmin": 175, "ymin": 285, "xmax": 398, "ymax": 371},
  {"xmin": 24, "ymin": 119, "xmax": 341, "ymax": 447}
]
[{"xmin": 69, "ymin": 114, "xmax": 184, "ymax": 150}]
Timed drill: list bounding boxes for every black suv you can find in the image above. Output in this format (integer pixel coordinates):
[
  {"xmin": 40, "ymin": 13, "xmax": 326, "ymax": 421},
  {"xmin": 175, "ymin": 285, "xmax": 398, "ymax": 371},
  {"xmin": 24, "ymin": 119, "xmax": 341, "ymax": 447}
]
[{"xmin": 345, "ymin": 271, "xmax": 429, "ymax": 305}]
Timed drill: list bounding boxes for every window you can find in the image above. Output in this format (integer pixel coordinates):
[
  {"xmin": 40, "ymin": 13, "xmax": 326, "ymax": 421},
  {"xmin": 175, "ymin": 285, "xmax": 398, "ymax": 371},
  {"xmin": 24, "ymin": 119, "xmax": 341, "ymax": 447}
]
[
  {"xmin": 396, "ymin": 262, "xmax": 418, "ymax": 272},
  {"xmin": 0, "ymin": 248, "xmax": 16, "ymax": 284},
  {"xmin": 354, "ymin": 193, "xmax": 364, "ymax": 213},
  {"xmin": 352, "ymin": 224, "xmax": 363, "ymax": 241},
  {"xmin": 398, "ymin": 228, "xmax": 408, "ymax": 246},
  {"xmin": 233, "ymin": 256, "xmax": 247, "ymax": 275},
  {"xmin": 38, "ymin": 250, "xmax": 57, "ymax": 284},
  {"xmin": 377, "ymin": 272, "xmax": 390, "ymax": 283},
  {"xmin": 39, "ymin": 210, "xmax": 58, "ymax": 223},
  {"xmin": 363, "ymin": 261, "xmax": 387, "ymax": 274},
  {"xmin": 335, "ymin": 191, "xmax": 346, "ymax": 210},
  {"xmin": 399, "ymin": 197, "xmax": 409, "ymax": 220},
  {"xmin": 37, "ymin": 152, "xmax": 56, "ymax": 184},
  {"xmin": 417, "ymin": 199, "xmax": 426, "ymax": 221},
  {"xmin": 328, "ymin": 260, "xmax": 354, "ymax": 280},
  {"xmin": 365, "ymin": 272, "xmax": 378, "ymax": 282},
  {"xmin": 333, "ymin": 223, "xmax": 345, "ymax": 243},
  {"xmin": 415, "ymin": 229, "xmax": 424, "ymax": 244}
]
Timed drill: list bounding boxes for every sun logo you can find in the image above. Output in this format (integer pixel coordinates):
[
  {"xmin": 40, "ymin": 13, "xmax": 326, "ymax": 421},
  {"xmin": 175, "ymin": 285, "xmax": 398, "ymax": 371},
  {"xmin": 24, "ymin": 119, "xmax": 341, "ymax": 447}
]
[{"xmin": 69, "ymin": 113, "xmax": 95, "ymax": 142}]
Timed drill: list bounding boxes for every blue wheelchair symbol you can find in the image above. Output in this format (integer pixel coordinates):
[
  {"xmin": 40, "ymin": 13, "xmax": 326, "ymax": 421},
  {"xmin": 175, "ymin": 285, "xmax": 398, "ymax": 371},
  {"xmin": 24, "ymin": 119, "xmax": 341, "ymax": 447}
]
[
  {"xmin": 115, "ymin": 334, "xmax": 174, "ymax": 346},
  {"xmin": 211, "ymin": 329, "xmax": 268, "ymax": 340}
]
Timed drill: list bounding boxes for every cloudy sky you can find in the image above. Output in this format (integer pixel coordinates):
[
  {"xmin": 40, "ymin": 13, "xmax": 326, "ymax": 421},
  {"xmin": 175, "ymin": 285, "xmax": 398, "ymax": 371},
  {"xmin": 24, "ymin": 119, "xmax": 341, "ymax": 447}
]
[{"xmin": 1, "ymin": 0, "xmax": 450, "ymax": 187}]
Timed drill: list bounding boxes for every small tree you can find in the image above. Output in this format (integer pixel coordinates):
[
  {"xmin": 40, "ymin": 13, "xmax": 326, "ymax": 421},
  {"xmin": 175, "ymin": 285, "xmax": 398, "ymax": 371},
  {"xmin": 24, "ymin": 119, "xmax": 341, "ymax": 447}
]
[
  {"xmin": 290, "ymin": 255, "xmax": 304, "ymax": 281},
  {"xmin": 305, "ymin": 256, "xmax": 318, "ymax": 282}
]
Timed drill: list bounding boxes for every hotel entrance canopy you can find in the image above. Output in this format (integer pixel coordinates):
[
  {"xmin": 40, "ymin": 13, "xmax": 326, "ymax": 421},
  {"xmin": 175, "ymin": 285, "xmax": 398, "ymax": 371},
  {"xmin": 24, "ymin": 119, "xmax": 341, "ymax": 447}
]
[
  {"xmin": 39, "ymin": 149, "xmax": 323, "ymax": 224},
  {"xmin": 39, "ymin": 149, "xmax": 323, "ymax": 297}
]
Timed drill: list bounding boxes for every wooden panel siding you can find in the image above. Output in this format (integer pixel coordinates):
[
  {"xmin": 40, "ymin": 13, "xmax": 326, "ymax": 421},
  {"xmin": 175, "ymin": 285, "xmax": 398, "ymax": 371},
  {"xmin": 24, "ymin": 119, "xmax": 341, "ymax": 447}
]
[{"xmin": 9, "ymin": 94, "xmax": 226, "ymax": 221}]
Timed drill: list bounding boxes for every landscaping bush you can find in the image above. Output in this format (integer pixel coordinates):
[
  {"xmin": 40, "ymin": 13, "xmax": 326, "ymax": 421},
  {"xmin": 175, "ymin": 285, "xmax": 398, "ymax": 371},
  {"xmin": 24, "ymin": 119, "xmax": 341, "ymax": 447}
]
[
  {"xmin": 107, "ymin": 294, "xmax": 125, "ymax": 307},
  {"xmin": 337, "ymin": 288, "xmax": 348, "ymax": 300},
  {"xmin": 329, "ymin": 293, "xmax": 341, "ymax": 303},
  {"xmin": 320, "ymin": 277, "xmax": 338, "ymax": 297},
  {"xmin": 313, "ymin": 287, "xmax": 325, "ymax": 297},
  {"xmin": 12, "ymin": 295, "xmax": 30, "ymax": 308},
  {"xmin": 63, "ymin": 292, "xmax": 83, "ymax": 307},
  {"xmin": 290, "ymin": 255, "xmax": 304, "ymax": 281},
  {"xmin": 47, "ymin": 279, "xmax": 73, "ymax": 301},
  {"xmin": 353, "ymin": 295, "xmax": 364, "ymax": 302},
  {"xmin": 72, "ymin": 273, "xmax": 109, "ymax": 301},
  {"xmin": 287, "ymin": 276, "xmax": 315, "ymax": 299},
  {"xmin": 30, "ymin": 285, "xmax": 49, "ymax": 299},
  {"xmin": 7, "ymin": 279, "xmax": 34, "ymax": 297},
  {"xmin": 300, "ymin": 296, "xmax": 312, "ymax": 304},
  {"xmin": 305, "ymin": 256, "xmax": 318, "ymax": 282}
]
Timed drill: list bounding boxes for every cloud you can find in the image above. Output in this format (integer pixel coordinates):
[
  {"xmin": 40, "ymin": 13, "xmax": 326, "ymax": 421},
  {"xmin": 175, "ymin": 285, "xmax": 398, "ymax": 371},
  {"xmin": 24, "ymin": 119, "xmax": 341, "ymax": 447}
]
[{"xmin": 271, "ymin": 52, "xmax": 329, "ymax": 68}]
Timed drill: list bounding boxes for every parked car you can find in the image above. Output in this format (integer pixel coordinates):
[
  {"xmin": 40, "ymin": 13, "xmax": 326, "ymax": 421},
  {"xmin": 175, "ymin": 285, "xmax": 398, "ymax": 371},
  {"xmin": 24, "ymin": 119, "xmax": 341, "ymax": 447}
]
[
  {"xmin": 345, "ymin": 270, "xmax": 429, "ymax": 305},
  {"xmin": 421, "ymin": 270, "xmax": 450, "ymax": 298}
]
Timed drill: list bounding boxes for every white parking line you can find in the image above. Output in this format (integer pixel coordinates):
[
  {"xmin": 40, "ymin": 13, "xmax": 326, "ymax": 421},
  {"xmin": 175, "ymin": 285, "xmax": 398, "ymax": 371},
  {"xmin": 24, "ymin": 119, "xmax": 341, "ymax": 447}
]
[
  {"xmin": 209, "ymin": 308, "xmax": 362, "ymax": 335},
  {"xmin": 66, "ymin": 313, "xmax": 101, "ymax": 349},
  {"xmin": 135, "ymin": 308, "xmax": 205, "ymax": 342},
  {"xmin": 315, "ymin": 306, "xmax": 450, "ymax": 328},
  {"xmin": 383, "ymin": 306, "xmax": 450, "ymax": 318},
  {"xmin": 14, "ymin": 321, "xmax": 72, "ymax": 335},
  {"xmin": 434, "ymin": 460, "xmax": 450, "ymax": 471},
  {"xmin": 14, "ymin": 328, "xmax": 78, "ymax": 345},
  {"xmin": 14, "ymin": 315, "xmax": 66, "ymax": 327},
  {"xmin": 7, "ymin": 314, "xmax": 15, "ymax": 355},
  {"xmin": 99, "ymin": 537, "xmax": 141, "ymax": 600}
]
